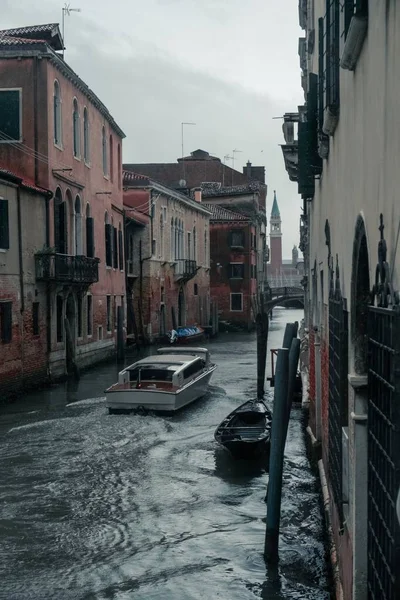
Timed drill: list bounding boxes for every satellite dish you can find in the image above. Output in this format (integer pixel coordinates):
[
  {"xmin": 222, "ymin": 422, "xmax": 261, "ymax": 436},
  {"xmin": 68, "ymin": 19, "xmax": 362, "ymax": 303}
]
[{"xmin": 179, "ymin": 179, "xmax": 186, "ymax": 188}]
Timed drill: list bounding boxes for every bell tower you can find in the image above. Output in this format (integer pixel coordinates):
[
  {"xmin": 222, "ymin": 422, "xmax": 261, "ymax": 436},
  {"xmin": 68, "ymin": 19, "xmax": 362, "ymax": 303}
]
[{"xmin": 269, "ymin": 190, "xmax": 282, "ymax": 275}]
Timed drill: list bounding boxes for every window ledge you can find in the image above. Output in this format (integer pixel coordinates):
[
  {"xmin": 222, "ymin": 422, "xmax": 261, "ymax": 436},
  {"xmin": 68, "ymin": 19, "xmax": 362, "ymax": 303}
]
[
  {"xmin": 0, "ymin": 248, "xmax": 7, "ymax": 253},
  {"xmin": 340, "ymin": 15, "xmax": 368, "ymax": 71},
  {"xmin": 322, "ymin": 107, "xmax": 339, "ymax": 137},
  {"xmin": 0, "ymin": 138, "xmax": 22, "ymax": 144},
  {"xmin": 84, "ymin": 161, "xmax": 91, "ymax": 168},
  {"xmin": 54, "ymin": 142, "xmax": 63, "ymax": 151},
  {"xmin": 73, "ymin": 154, "xmax": 81, "ymax": 162}
]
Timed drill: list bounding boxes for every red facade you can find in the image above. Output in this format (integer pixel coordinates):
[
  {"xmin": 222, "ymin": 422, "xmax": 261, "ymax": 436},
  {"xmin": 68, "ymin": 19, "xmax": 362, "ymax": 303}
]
[{"xmin": 0, "ymin": 25, "xmax": 125, "ymax": 393}]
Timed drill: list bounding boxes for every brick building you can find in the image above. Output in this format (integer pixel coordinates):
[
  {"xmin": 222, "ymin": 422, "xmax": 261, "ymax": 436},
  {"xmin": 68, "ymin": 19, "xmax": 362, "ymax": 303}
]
[
  {"xmin": 0, "ymin": 171, "xmax": 52, "ymax": 398},
  {"xmin": 123, "ymin": 171, "xmax": 210, "ymax": 342},
  {"xmin": 204, "ymin": 204, "xmax": 257, "ymax": 330},
  {"xmin": 0, "ymin": 23, "xmax": 125, "ymax": 394}
]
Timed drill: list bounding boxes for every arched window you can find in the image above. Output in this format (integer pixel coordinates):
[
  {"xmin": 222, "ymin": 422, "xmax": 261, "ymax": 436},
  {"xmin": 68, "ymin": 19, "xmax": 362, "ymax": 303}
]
[
  {"xmin": 74, "ymin": 196, "xmax": 82, "ymax": 255},
  {"xmin": 86, "ymin": 204, "xmax": 94, "ymax": 258},
  {"xmin": 174, "ymin": 218, "xmax": 179, "ymax": 260},
  {"xmin": 117, "ymin": 143, "xmax": 121, "ymax": 190},
  {"xmin": 73, "ymin": 98, "xmax": 80, "ymax": 158},
  {"xmin": 105, "ymin": 211, "xmax": 112, "ymax": 266},
  {"xmin": 54, "ymin": 187, "xmax": 67, "ymax": 253},
  {"xmin": 109, "ymin": 135, "xmax": 114, "ymax": 182},
  {"xmin": 179, "ymin": 220, "xmax": 184, "ymax": 259},
  {"xmin": 102, "ymin": 126, "xmax": 107, "ymax": 175},
  {"xmin": 83, "ymin": 107, "xmax": 89, "ymax": 163},
  {"xmin": 193, "ymin": 226, "xmax": 196, "ymax": 262},
  {"xmin": 53, "ymin": 80, "xmax": 62, "ymax": 146},
  {"xmin": 159, "ymin": 213, "xmax": 164, "ymax": 259},
  {"xmin": 171, "ymin": 218, "xmax": 175, "ymax": 260},
  {"xmin": 118, "ymin": 222, "xmax": 123, "ymax": 271}
]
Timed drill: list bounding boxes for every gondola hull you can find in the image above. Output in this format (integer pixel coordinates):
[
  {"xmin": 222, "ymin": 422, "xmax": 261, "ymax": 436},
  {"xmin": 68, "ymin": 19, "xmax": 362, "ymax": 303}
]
[{"xmin": 214, "ymin": 399, "xmax": 272, "ymax": 459}]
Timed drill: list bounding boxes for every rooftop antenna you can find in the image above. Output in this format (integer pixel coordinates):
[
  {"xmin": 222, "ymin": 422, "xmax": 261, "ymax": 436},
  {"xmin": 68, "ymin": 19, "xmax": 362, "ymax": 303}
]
[
  {"xmin": 232, "ymin": 148, "xmax": 242, "ymax": 171},
  {"xmin": 62, "ymin": 3, "xmax": 81, "ymax": 59},
  {"xmin": 223, "ymin": 154, "xmax": 232, "ymax": 186},
  {"xmin": 181, "ymin": 122, "xmax": 196, "ymax": 181}
]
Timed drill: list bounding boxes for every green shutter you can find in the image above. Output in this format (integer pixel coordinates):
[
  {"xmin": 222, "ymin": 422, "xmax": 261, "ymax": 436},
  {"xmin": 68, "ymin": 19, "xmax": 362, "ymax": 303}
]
[
  {"xmin": 118, "ymin": 229, "xmax": 123, "ymax": 270},
  {"xmin": 105, "ymin": 223, "xmax": 112, "ymax": 266},
  {"xmin": 0, "ymin": 90, "xmax": 20, "ymax": 141},
  {"xmin": 86, "ymin": 217, "xmax": 94, "ymax": 258},
  {"xmin": 0, "ymin": 199, "xmax": 9, "ymax": 249}
]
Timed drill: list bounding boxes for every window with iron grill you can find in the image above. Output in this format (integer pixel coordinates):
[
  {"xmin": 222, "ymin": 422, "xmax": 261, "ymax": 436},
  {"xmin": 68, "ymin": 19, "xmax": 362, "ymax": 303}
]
[
  {"xmin": 367, "ymin": 306, "xmax": 400, "ymax": 600},
  {"xmin": 325, "ymin": 0, "xmax": 340, "ymax": 112},
  {"xmin": 229, "ymin": 263, "xmax": 244, "ymax": 279},
  {"xmin": 328, "ymin": 293, "xmax": 348, "ymax": 525},
  {"xmin": 343, "ymin": 0, "xmax": 368, "ymax": 39}
]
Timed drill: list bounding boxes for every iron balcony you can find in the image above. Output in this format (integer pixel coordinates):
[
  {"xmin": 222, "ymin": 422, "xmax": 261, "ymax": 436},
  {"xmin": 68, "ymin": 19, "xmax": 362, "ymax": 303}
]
[
  {"xmin": 35, "ymin": 252, "xmax": 100, "ymax": 285},
  {"xmin": 174, "ymin": 259, "xmax": 197, "ymax": 281}
]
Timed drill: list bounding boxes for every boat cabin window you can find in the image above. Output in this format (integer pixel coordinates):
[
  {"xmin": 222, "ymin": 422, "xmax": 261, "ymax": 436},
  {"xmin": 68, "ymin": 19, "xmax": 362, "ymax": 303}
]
[
  {"xmin": 182, "ymin": 358, "xmax": 205, "ymax": 380},
  {"xmin": 128, "ymin": 364, "xmax": 179, "ymax": 382}
]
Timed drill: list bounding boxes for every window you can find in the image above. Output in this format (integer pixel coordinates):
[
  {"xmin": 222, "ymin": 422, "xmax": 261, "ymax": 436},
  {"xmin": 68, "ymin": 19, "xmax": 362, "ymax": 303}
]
[
  {"xmin": 32, "ymin": 302, "xmax": 39, "ymax": 336},
  {"xmin": 171, "ymin": 218, "xmax": 175, "ymax": 260},
  {"xmin": 105, "ymin": 212, "xmax": 112, "ymax": 267},
  {"xmin": 117, "ymin": 143, "xmax": 121, "ymax": 190},
  {"xmin": 152, "ymin": 239, "xmax": 156, "ymax": 256},
  {"xmin": 114, "ymin": 296, "xmax": 117, "ymax": 330},
  {"xmin": 193, "ymin": 226, "xmax": 197, "ymax": 262},
  {"xmin": 87, "ymin": 294, "xmax": 92, "ymax": 336},
  {"xmin": 204, "ymin": 229, "xmax": 208, "ymax": 266},
  {"xmin": 86, "ymin": 204, "xmax": 95, "ymax": 258},
  {"xmin": 77, "ymin": 294, "xmax": 82, "ymax": 337},
  {"xmin": 187, "ymin": 232, "xmax": 191, "ymax": 260},
  {"xmin": 83, "ymin": 107, "xmax": 89, "ymax": 163},
  {"xmin": 53, "ymin": 81, "xmax": 62, "ymax": 146},
  {"xmin": 121, "ymin": 296, "xmax": 125, "ymax": 324},
  {"xmin": 161, "ymin": 286, "xmax": 165, "ymax": 303},
  {"xmin": 230, "ymin": 293, "xmax": 243, "ymax": 312},
  {"xmin": 56, "ymin": 295, "xmax": 63, "ymax": 342},
  {"xmin": 106, "ymin": 296, "xmax": 111, "ymax": 332},
  {"xmin": 0, "ymin": 89, "xmax": 21, "ymax": 143},
  {"xmin": 102, "ymin": 126, "xmax": 107, "ymax": 175},
  {"xmin": 113, "ymin": 226, "xmax": 118, "ymax": 269},
  {"xmin": 109, "ymin": 135, "xmax": 114, "ymax": 182},
  {"xmin": 230, "ymin": 230, "xmax": 244, "ymax": 248},
  {"xmin": 0, "ymin": 301, "xmax": 12, "ymax": 343},
  {"xmin": 194, "ymin": 283, "xmax": 198, "ymax": 296},
  {"xmin": 118, "ymin": 224, "xmax": 123, "ymax": 270},
  {"xmin": 159, "ymin": 214, "xmax": 164, "ymax": 259},
  {"xmin": 128, "ymin": 233, "xmax": 134, "ymax": 274},
  {"xmin": 73, "ymin": 99, "xmax": 80, "ymax": 158},
  {"xmin": 325, "ymin": 0, "xmax": 340, "ymax": 112},
  {"xmin": 0, "ymin": 199, "xmax": 9, "ymax": 249},
  {"xmin": 75, "ymin": 196, "xmax": 82, "ymax": 255},
  {"xmin": 229, "ymin": 263, "xmax": 244, "ymax": 279}
]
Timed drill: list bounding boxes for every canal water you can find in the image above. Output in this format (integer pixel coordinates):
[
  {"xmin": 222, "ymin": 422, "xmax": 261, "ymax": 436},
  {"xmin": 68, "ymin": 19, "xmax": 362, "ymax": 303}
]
[{"xmin": 0, "ymin": 308, "xmax": 330, "ymax": 600}]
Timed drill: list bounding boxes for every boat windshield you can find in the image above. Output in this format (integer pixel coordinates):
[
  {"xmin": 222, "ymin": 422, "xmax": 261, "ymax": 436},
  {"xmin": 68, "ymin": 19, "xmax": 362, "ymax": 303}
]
[{"xmin": 128, "ymin": 364, "xmax": 180, "ymax": 382}]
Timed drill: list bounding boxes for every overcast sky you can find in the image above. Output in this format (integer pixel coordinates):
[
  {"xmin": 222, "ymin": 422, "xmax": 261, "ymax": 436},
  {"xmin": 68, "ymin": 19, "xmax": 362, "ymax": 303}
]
[{"xmin": 3, "ymin": 0, "xmax": 304, "ymax": 258}]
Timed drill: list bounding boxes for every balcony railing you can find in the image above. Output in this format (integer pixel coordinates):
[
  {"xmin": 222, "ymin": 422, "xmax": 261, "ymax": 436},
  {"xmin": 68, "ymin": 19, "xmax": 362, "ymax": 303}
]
[
  {"xmin": 174, "ymin": 259, "xmax": 197, "ymax": 281},
  {"xmin": 35, "ymin": 253, "xmax": 100, "ymax": 285}
]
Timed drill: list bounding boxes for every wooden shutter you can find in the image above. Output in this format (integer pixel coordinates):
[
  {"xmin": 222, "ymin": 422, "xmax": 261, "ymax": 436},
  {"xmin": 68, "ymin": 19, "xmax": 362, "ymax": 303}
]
[
  {"xmin": 0, "ymin": 90, "xmax": 20, "ymax": 140},
  {"xmin": 118, "ymin": 229, "xmax": 123, "ymax": 270},
  {"xmin": 86, "ymin": 217, "xmax": 94, "ymax": 258},
  {"xmin": 0, "ymin": 301, "xmax": 12, "ymax": 343},
  {"xmin": 0, "ymin": 199, "xmax": 9, "ymax": 249},
  {"xmin": 105, "ymin": 223, "xmax": 112, "ymax": 266},
  {"xmin": 113, "ymin": 227, "xmax": 118, "ymax": 268}
]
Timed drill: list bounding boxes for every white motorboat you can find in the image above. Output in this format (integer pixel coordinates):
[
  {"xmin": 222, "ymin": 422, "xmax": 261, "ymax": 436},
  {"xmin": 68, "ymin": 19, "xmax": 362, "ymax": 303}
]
[{"xmin": 105, "ymin": 347, "xmax": 216, "ymax": 414}]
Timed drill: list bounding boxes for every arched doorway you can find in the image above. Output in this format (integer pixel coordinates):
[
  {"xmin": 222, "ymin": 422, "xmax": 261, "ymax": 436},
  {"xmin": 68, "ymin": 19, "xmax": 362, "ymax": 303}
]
[
  {"xmin": 65, "ymin": 293, "xmax": 76, "ymax": 375},
  {"xmin": 178, "ymin": 288, "xmax": 185, "ymax": 327},
  {"xmin": 75, "ymin": 195, "xmax": 82, "ymax": 255}
]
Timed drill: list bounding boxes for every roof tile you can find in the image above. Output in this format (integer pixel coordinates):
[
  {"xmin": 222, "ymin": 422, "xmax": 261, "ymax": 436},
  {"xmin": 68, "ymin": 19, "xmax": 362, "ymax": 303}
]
[{"xmin": 202, "ymin": 204, "xmax": 248, "ymax": 221}]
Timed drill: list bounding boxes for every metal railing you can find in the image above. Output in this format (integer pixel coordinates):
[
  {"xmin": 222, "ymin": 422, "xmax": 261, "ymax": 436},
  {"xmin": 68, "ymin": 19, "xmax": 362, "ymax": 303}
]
[
  {"xmin": 174, "ymin": 259, "xmax": 197, "ymax": 281},
  {"xmin": 35, "ymin": 252, "xmax": 99, "ymax": 284}
]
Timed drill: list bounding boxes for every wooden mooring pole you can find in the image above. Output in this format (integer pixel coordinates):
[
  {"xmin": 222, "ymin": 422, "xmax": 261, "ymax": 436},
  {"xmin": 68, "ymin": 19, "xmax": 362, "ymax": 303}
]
[
  {"xmin": 254, "ymin": 293, "xmax": 269, "ymax": 399},
  {"xmin": 264, "ymin": 346, "xmax": 289, "ymax": 562}
]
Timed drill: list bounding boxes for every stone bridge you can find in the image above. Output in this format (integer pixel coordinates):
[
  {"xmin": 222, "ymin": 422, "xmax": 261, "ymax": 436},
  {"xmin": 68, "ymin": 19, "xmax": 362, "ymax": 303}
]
[{"xmin": 264, "ymin": 285, "xmax": 304, "ymax": 310}]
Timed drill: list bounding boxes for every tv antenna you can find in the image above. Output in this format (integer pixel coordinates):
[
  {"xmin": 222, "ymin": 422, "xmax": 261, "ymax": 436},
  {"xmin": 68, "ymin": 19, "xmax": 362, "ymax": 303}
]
[{"xmin": 62, "ymin": 3, "xmax": 81, "ymax": 59}]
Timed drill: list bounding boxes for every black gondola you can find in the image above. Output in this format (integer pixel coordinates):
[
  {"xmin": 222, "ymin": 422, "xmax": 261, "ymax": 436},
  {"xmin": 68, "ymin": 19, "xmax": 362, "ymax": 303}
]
[{"xmin": 214, "ymin": 399, "xmax": 272, "ymax": 459}]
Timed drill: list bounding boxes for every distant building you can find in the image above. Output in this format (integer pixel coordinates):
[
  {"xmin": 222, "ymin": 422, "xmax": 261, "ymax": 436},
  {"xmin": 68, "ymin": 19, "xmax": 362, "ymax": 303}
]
[
  {"xmin": 267, "ymin": 192, "xmax": 302, "ymax": 287},
  {"xmin": 123, "ymin": 171, "xmax": 210, "ymax": 342},
  {"xmin": 0, "ymin": 23, "xmax": 125, "ymax": 396},
  {"xmin": 204, "ymin": 204, "xmax": 257, "ymax": 330}
]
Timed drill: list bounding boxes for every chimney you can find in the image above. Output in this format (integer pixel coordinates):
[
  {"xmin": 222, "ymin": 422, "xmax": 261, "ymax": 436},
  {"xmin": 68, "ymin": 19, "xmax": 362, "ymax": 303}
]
[
  {"xmin": 194, "ymin": 188, "xmax": 202, "ymax": 203},
  {"xmin": 246, "ymin": 160, "xmax": 252, "ymax": 178}
]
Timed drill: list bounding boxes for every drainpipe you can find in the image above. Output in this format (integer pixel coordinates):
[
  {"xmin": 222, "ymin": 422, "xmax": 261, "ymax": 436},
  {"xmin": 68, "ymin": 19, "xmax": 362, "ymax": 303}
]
[{"xmin": 33, "ymin": 57, "xmax": 39, "ymax": 185}]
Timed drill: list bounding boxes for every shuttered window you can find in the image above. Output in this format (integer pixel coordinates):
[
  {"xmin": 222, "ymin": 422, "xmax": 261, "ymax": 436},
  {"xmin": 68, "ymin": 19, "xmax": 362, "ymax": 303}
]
[
  {"xmin": 0, "ymin": 199, "xmax": 9, "ymax": 249},
  {"xmin": 0, "ymin": 89, "xmax": 21, "ymax": 142},
  {"xmin": 0, "ymin": 301, "xmax": 12, "ymax": 343},
  {"xmin": 105, "ymin": 223, "xmax": 112, "ymax": 266},
  {"xmin": 118, "ymin": 229, "xmax": 124, "ymax": 271},
  {"xmin": 86, "ymin": 217, "xmax": 95, "ymax": 258},
  {"xmin": 113, "ymin": 227, "xmax": 118, "ymax": 269}
]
